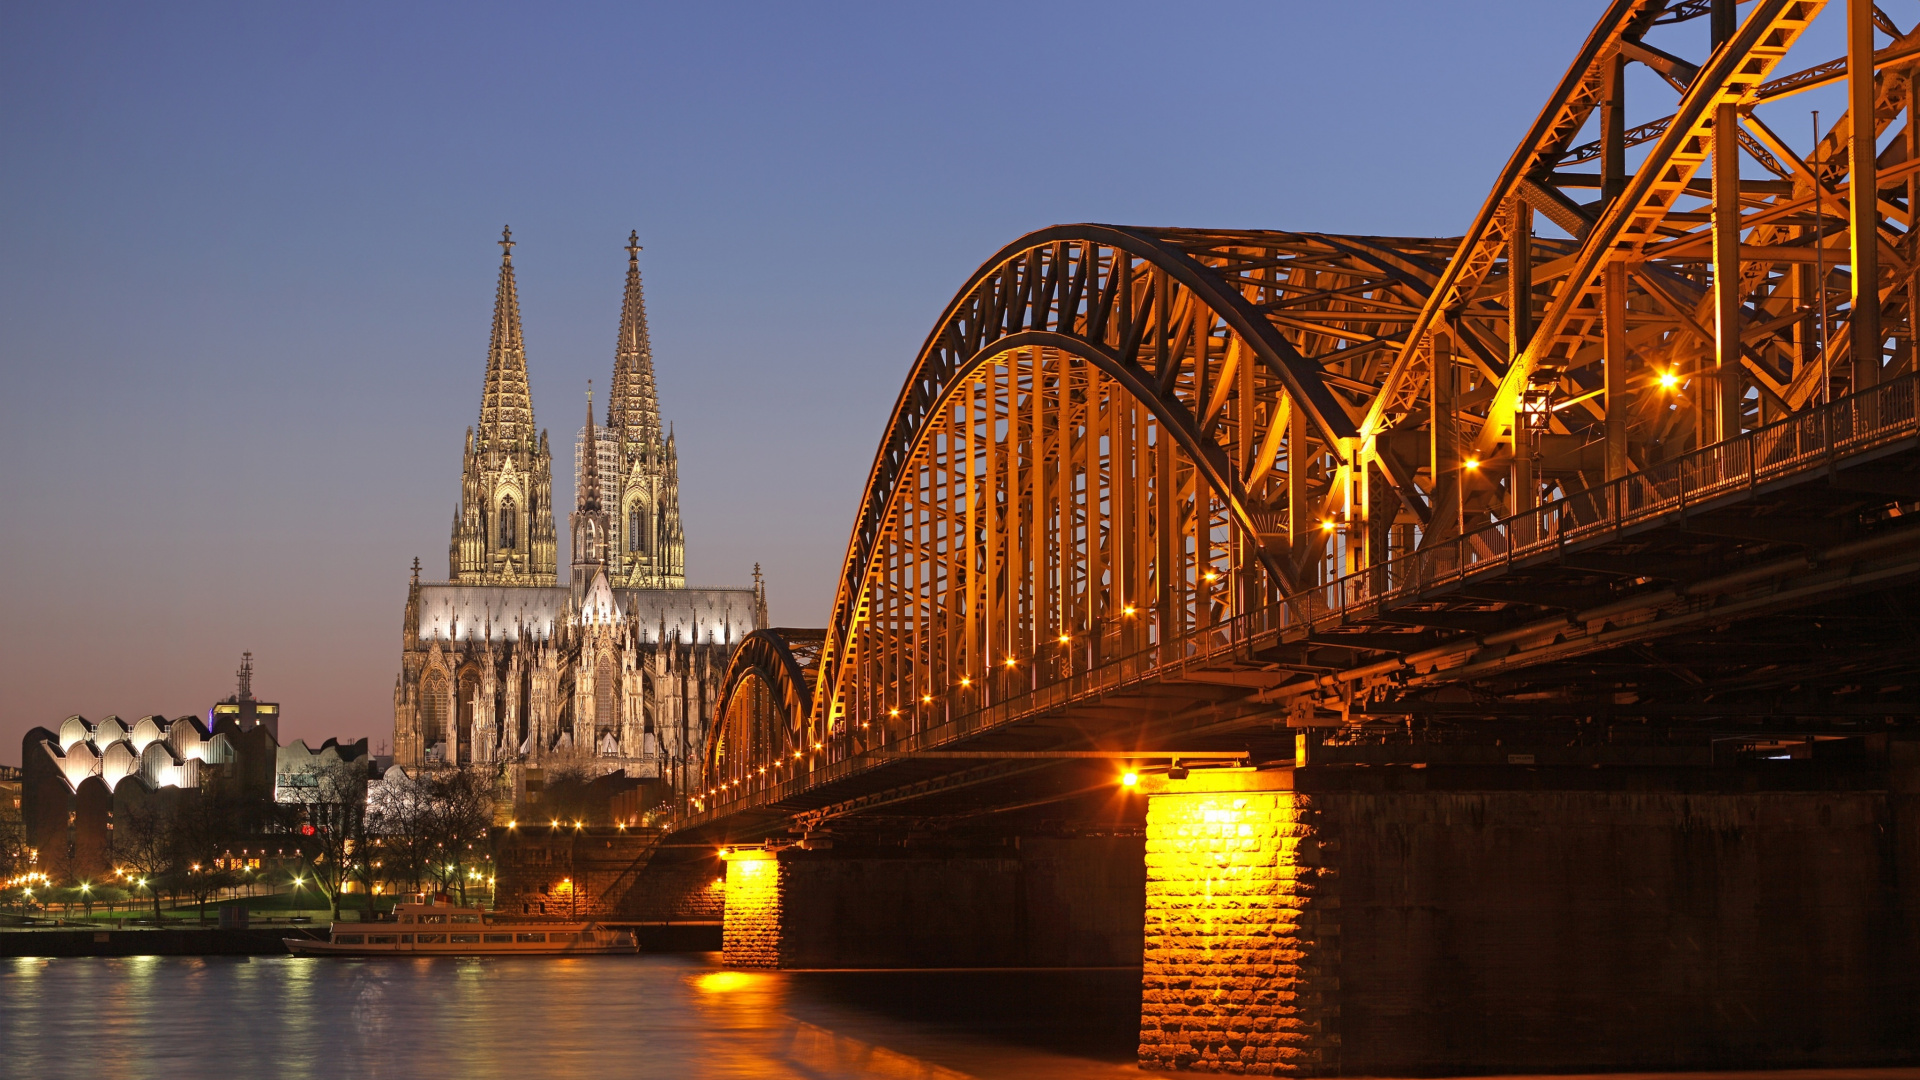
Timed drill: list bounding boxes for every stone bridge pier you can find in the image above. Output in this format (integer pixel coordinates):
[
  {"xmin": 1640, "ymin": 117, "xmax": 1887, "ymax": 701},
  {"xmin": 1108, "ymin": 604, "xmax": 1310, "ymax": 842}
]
[
  {"xmin": 718, "ymin": 742, "xmax": 1920, "ymax": 1074},
  {"xmin": 719, "ymin": 835, "xmax": 1144, "ymax": 970}
]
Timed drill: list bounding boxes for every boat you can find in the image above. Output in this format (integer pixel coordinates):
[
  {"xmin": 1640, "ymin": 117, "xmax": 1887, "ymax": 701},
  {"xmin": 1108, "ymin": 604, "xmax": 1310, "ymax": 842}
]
[{"xmin": 284, "ymin": 895, "xmax": 639, "ymax": 956}]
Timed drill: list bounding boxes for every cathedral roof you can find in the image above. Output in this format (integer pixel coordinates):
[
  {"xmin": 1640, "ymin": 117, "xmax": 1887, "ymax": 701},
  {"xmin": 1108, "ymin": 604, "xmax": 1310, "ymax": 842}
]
[{"xmin": 415, "ymin": 584, "xmax": 759, "ymax": 645}]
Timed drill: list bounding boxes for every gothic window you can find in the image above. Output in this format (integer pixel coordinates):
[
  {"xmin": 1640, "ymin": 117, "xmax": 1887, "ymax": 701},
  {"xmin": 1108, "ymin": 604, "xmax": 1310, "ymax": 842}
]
[
  {"xmin": 420, "ymin": 673, "xmax": 448, "ymax": 748},
  {"xmin": 628, "ymin": 506, "xmax": 644, "ymax": 552},
  {"xmin": 596, "ymin": 656, "xmax": 616, "ymax": 732},
  {"xmin": 499, "ymin": 497, "xmax": 518, "ymax": 549}
]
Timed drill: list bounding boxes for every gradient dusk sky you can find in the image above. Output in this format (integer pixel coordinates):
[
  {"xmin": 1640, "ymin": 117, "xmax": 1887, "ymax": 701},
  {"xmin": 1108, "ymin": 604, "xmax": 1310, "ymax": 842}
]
[{"xmin": 3, "ymin": 3, "xmax": 1846, "ymax": 752}]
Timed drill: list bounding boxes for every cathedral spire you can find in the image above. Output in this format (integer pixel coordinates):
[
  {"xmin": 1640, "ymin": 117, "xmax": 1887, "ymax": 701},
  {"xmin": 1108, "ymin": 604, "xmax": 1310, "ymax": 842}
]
[
  {"xmin": 608, "ymin": 230, "xmax": 661, "ymax": 446},
  {"xmin": 479, "ymin": 226, "xmax": 535, "ymax": 447},
  {"xmin": 571, "ymin": 380, "xmax": 609, "ymax": 588},
  {"xmin": 580, "ymin": 382, "xmax": 601, "ymax": 514}
]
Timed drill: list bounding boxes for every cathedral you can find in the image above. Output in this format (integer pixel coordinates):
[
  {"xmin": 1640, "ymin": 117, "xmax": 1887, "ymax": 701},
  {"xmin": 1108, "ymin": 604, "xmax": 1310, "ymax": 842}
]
[{"xmin": 393, "ymin": 228, "xmax": 763, "ymax": 798}]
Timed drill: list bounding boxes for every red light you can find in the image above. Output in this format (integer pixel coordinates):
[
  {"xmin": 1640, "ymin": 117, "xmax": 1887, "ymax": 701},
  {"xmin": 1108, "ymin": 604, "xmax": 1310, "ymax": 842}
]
[{"xmin": 300, "ymin": 824, "xmax": 316, "ymax": 836}]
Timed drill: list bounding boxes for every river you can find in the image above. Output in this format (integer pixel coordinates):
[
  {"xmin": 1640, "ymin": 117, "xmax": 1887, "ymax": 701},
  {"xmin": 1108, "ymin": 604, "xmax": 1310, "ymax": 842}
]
[{"xmin": 0, "ymin": 953, "xmax": 1142, "ymax": 1079}]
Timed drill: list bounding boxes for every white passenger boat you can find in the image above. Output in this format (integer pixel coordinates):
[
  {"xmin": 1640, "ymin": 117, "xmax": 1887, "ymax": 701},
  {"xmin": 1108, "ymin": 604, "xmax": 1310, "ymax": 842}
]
[{"xmin": 285, "ymin": 896, "xmax": 638, "ymax": 956}]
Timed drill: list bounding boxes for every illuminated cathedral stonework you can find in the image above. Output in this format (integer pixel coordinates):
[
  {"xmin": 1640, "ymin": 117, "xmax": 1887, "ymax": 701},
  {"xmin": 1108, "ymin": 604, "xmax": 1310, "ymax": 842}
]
[{"xmin": 393, "ymin": 229, "xmax": 763, "ymax": 796}]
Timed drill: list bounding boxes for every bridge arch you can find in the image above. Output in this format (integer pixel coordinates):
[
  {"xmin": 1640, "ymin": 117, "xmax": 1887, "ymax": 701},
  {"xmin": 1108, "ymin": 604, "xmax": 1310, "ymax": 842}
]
[
  {"xmin": 695, "ymin": 226, "xmax": 1444, "ymax": 800},
  {"xmin": 707, "ymin": 629, "xmax": 822, "ymax": 794},
  {"xmin": 804, "ymin": 226, "xmax": 1444, "ymax": 762}
]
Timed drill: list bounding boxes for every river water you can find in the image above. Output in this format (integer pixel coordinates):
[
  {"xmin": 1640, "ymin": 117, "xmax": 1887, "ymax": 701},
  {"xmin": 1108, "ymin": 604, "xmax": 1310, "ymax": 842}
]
[{"xmin": 0, "ymin": 953, "xmax": 1142, "ymax": 1079}]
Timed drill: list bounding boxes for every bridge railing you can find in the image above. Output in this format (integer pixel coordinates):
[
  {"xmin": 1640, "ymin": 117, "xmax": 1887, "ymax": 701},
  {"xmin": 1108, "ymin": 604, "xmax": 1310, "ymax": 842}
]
[
  {"xmin": 1310, "ymin": 370, "xmax": 1920, "ymax": 620},
  {"xmin": 682, "ymin": 373, "xmax": 1919, "ymax": 825}
]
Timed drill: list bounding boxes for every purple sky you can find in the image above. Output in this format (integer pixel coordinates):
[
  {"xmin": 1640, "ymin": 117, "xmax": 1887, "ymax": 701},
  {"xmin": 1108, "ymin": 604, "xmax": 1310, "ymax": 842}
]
[{"xmin": 6, "ymin": 3, "xmax": 1844, "ymax": 754}]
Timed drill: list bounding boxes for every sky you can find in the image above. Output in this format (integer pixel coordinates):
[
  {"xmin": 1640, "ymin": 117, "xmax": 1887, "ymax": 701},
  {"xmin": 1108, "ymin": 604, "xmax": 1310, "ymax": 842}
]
[{"xmin": 3, "ymin": 1, "xmax": 1855, "ymax": 752}]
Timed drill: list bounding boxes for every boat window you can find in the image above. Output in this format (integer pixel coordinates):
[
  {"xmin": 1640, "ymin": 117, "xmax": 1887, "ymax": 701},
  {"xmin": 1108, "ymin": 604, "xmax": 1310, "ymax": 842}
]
[
  {"xmin": 452, "ymin": 914, "xmax": 481, "ymax": 923},
  {"xmin": 334, "ymin": 935, "xmax": 365, "ymax": 945},
  {"xmin": 450, "ymin": 934, "xmax": 480, "ymax": 943},
  {"xmin": 548, "ymin": 932, "xmax": 575, "ymax": 943},
  {"xmin": 399, "ymin": 915, "xmax": 415, "ymax": 924},
  {"xmin": 483, "ymin": 934, "xmax": 513, "ymax": 943},
  {"xmin": 515, "ymin": 933, "xmax": 546, "ymax": 943},
  {"xmin": 420, "ymin": 914, "xmax": 446, "ymax": 924},
  {"xmin": 397, "ymin": 934, "xmax": 412, "ymax": 944},
  {"xmin": 415, "ymin": 934, "xmax": 446, "ymax": 944},
  {"xmin": 367, "ymin": 935, "xmax": 398, "ymax": 944}
]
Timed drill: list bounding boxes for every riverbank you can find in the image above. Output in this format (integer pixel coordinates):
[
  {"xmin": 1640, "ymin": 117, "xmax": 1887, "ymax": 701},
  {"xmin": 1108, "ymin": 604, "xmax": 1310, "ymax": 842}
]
[{"xmin": 0, "ymin": 921, "xmax": 720, "ymax": 956}]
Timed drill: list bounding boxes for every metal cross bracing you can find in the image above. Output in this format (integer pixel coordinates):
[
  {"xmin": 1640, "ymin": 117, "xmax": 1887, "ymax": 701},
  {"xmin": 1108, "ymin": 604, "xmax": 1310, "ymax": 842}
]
[{"xmin": 679, "ymin": 0, "xmax": 1920, "ymax": 840}]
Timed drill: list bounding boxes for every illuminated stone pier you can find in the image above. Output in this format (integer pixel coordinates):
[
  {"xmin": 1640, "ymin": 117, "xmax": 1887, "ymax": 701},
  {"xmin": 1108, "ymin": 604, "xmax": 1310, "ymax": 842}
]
[
  {"xmin": 1138, "ymin": 770, "xmax": 1338, "ymax": 1074},
  {"xmin": 1139, "ymin": 749, "xmax": 1920, "ymax": 1075}
]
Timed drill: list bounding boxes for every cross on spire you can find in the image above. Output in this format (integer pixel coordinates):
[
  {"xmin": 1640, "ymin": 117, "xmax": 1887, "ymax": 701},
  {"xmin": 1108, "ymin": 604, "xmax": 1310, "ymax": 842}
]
[
  {"xmin": 626, "ymin": 229, "xmax": 641, "ymax": 261},
  {"xmin": 499, "ymin": 225, "xmax": 515, "ymax": 259}
]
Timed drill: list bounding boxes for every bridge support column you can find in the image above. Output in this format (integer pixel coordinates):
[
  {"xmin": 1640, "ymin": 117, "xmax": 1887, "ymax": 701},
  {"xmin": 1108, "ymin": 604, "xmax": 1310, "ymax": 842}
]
[
  {"xmin": 720, "ymin": 838, "xmax": 1144, "ymax": 970},
  {"xmin": 1141, "ymin": 754, "xmax": 1920, "ymax": 1075},
  {"xmin": 720, "ymin": 849, "xmax": 785, "ymax": 968},
  {"xmin": 1139, "ymin": 768, "xmax": 1338, "ymax": 1076}
]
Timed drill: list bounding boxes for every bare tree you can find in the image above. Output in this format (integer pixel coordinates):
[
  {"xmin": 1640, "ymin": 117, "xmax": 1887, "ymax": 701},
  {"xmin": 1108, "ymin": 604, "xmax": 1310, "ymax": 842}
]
[
  {"xmin": 422, "ymin": 767, "xmax": 495, "ymax": 905},
  {"xmin": 172, "ymin": 789, "xmax": 249, "ymax": 922},
  {"xmin": 285, "ymin": 759, "xmax": 369, "ymax": 922},
  {"xmin": 365, "ymin": 765, "xmax": 497, "ymax": 905},
  {"xmin": 115, "ymin": 795, "xmax": 179, "ymax": 921},
  {"xmin": 367, "ymin": 767, "xmax": 436, "ymax": 895}
]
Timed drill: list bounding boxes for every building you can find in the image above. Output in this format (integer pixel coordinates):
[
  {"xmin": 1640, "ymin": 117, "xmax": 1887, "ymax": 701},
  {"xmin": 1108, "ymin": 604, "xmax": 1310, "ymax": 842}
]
[
  {"xmin": 210, "ymin": 651, "xmax": 280, "ymax": 741},
  {"xmin": 273, "ymin": 738, "xmax": 372, "ymax": 807},
  {"xmin": 17, "ymin": 659, "xmax": 295, "ymax": 882},
  {"xmin": 392, "ymin": 229, "xmax": 763, "ymax": 798}
]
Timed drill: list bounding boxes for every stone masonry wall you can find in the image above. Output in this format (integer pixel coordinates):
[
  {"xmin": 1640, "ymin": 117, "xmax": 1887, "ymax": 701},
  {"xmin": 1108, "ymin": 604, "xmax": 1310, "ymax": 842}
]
[
  {"xmin": 718, "ymin": 838, "xmax": 1145, "ymax": 970},
  {"xmin": 1324, "ymin": 782, "xmax": 1919, "ymax": 1074},
  {"xmin": 493, "ymin": 827, "xmax": 721, "ymax": 921},
  {"xmin": 721, "ymin": 853, "xmax": 783, "ymax": 967},
  {"xmin": 1139, "ymin": 764, "xmax": 1920, "ymax": 1076},
  {"xmin": 1139, "ymin": 771, "xmax": 1336, "ymax": 1075}
]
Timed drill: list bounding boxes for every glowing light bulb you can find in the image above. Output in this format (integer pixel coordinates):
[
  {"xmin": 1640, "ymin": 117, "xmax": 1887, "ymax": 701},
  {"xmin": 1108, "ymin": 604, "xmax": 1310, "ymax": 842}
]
[
  {"xmin": 1005, "ymin": 657, "xmax": 1017, "ymax": 668},
  {"xmin": 1321, "ymin": 519, "xmax": 1336, "ymax": 533},
  {"xmin": 960, "ymin": 676, "xmax": 972, "ymax": 687},
  {"xmin": 922, "ymin": 694, "xmax": 932, "ymax": 704},
  {"xmin": 1058, "ymin": 633, "xmax": 1071, "ymax": 644},
  {"xmin": 1659, "ymin": 369, "xmax": 1681, "ymax": 389},
  {"xmin": 1123, "ymin": 605, "xmax": 1136, "ymax": 616},
  {"xmin": 1464, "ymin": 458, "xmax": 1479, "ymax": 471},
  {"xmin": 1121, "ymin": 772, "xmax": 1139, "ymax": 788}
]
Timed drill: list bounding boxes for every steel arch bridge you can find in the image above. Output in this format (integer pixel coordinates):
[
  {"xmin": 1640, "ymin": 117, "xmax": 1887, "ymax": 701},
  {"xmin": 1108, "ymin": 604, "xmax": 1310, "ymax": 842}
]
[{"xmin": 691, "ymin": 0, "xmax": 1920, "ymax": 838}]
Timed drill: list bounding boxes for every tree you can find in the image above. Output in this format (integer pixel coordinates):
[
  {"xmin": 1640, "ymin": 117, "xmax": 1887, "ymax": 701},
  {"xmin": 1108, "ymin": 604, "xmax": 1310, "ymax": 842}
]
[
  {"xmin": 367, "ymin": 767, "xmax": 436, "ymax": 895},
  {"xmin": 0, "ymin": 800, "xmax": 30, "ymax": 886},
  {"xmin": 172, "ymin": 789, "xmax": 246, "ymax": 922},
  {"xmin": 421, "ymin": 767, "xmax": 495, "ymax": 904},
  {"xmin": 368, "ymin": 765, "xmax": 496, "ymax": 905},
  {"xmin": 284, "ymin": 759, "xmax": 369, "ymax": 922},
  {"xmin": 115, "ymin": 793, "xmax": 179, "ymax": 921}
]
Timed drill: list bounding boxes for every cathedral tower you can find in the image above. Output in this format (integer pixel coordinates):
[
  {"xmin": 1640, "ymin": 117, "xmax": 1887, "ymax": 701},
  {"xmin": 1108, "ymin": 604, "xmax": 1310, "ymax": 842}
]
[
  {"xmin": 579, "ymin": 232, "xmax": 685, "ymax": 589},
  {"xmin": 451, "ymin": 227, "xmax": 557, "ymax": 586}
]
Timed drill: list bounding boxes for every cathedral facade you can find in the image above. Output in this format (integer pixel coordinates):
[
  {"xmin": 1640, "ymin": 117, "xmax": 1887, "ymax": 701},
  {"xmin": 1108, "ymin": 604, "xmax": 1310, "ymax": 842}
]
[{"xmin": 393, "ymin": 228, "xmax": 762, "ymax": 798}]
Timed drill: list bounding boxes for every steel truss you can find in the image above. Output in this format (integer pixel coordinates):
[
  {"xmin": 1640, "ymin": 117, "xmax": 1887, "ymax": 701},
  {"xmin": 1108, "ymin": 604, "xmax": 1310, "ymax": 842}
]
[{"xmin": 691, "ymin": 0, "xmax": 1920, "ymax": 828}]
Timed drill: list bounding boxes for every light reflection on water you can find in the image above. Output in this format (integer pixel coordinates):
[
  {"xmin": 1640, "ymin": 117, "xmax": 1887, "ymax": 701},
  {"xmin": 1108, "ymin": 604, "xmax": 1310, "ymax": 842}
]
[{"xmin": 0, "ymin": 954, "xmax": 1142, "ymax": 1080}]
